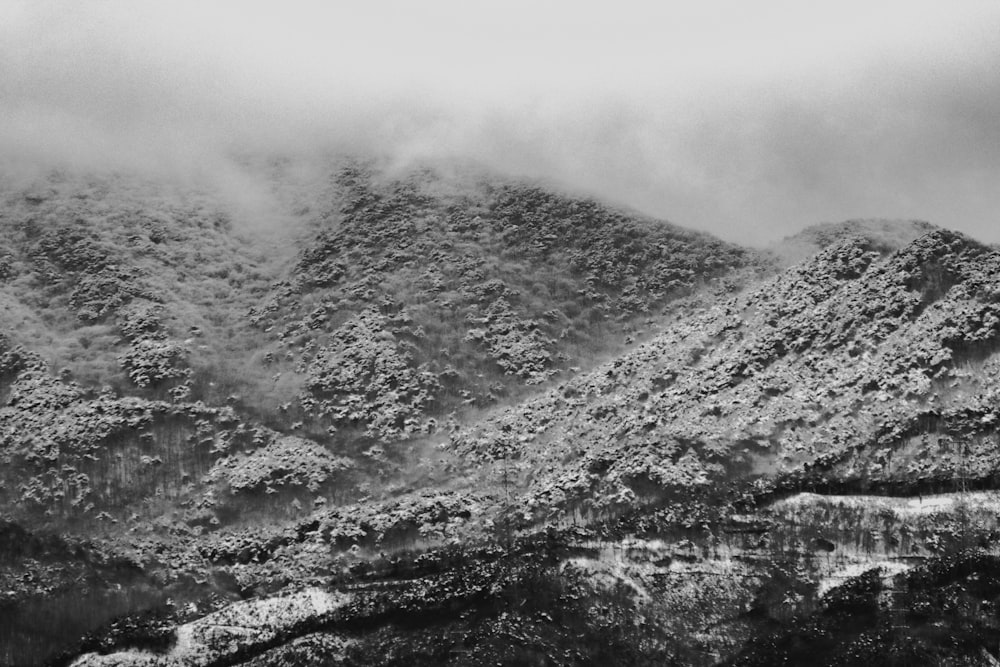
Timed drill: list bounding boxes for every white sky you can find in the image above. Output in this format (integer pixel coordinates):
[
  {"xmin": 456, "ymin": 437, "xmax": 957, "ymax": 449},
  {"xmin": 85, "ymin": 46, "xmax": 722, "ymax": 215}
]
[{"xmin": 2, "ymin": 0, "xmax": 1000, "ymax": 245}]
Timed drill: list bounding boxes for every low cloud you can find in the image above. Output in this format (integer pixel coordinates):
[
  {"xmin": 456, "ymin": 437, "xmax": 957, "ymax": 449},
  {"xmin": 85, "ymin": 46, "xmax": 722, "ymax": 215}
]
[{"xmin": 3, "ymin": 0, "xmax": 1000, "ymax": 245}]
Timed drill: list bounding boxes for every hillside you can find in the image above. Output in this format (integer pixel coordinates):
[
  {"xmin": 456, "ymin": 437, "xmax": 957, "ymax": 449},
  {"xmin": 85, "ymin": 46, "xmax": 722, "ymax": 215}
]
[
  {"xmin": 454, "ymin": 227, "xmax": 1000, "ymax": 514},
  {"xmin": 0, "ymin": 160, "xmax": 759, "ymax": 665},
  {"xmin": 249, "ymin": 162, "xmax": 756, "ymax": 444},
  {"xmin": 6, "ymin": 161, "xmax": 1000, "ymax": 666}
]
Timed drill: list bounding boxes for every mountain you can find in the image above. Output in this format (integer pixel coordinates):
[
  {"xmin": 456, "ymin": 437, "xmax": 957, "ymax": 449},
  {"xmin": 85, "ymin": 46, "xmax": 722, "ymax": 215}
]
[
  {"xmin": 0, "ymin": 160, "xmax": 757, "ymax": 665},
  {"xmin": 4, "ymin": 160, "xmax": 1000, "ymax": 666}
]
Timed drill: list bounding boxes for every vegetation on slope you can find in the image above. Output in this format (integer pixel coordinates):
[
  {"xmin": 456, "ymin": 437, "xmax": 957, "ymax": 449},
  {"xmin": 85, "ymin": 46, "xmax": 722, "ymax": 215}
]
[
  {"xmin": 450, "ymin": 229, "xmax": 1000, "ymax": 529},
  {"xmin": 249, "ymin": 161, "xmax": 757, "ymax": 444},
  {"xmin": 8, "ymin": 161, "xmax": 1000, "ymax": 666},
  {"xmin": 0, "ymin": 160, "xmax": 760, "ymax": 665}
]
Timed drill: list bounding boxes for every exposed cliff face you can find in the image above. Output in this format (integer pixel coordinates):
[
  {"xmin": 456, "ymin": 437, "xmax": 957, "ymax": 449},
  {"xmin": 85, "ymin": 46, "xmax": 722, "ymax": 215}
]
[{"xmin": 5, "ymin": 164, "xmax": 1000, "ymax": 666}]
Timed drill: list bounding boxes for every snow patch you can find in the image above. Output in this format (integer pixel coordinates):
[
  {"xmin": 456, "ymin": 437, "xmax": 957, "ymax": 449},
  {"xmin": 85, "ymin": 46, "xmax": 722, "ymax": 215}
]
[
  {"xmin": 773, "ymin": 491, "xmax": 1000, "ymax": 517},
  {"xmin": 818, "ymin": 560, "xmax": 911, "ymax": 596},
  {"xmin": 70, "ymin": 588, "xmax": 352, "ymax": 667}
]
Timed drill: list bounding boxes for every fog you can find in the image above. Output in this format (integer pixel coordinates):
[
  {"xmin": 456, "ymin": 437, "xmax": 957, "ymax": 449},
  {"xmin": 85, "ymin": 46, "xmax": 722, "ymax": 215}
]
[{"xmin": 2, "ymin": 0, "xmax": 1000, "ymax": 245}]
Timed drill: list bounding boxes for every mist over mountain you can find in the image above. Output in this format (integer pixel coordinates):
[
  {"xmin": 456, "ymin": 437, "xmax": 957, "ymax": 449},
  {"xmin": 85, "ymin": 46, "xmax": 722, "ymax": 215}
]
[
  {"xmin": 6, "ymin": 3, "xmax": 1000, "ymax": 666},
  {"xmin": 4, "ymin": 1, "xmax": 1000, "ymax": 245}
]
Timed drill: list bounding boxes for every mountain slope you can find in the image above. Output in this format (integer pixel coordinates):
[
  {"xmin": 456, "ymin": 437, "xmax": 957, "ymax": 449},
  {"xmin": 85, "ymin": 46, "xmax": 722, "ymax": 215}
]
[
  {"xmin": 451, "ymin": 228, "xmax": 1000, "ymax": 522},
  {"xmin": 249, "ymin": 162, "xmax": 758, "ymax": 444},
  {"xmin": 7, "ymin": 161, "xmax": 1000, "ymax": 666},
  {"xmin": 0, "ymin": 161, "xmax": 760, "ymax": 666},
  {"xmin": 70, "ymin": 225, "xmax": 1000, "ymax": 666}
]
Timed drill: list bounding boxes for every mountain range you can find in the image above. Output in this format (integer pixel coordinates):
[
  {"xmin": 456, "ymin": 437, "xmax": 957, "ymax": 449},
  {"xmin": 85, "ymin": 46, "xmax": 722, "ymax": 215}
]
[{"xmin": 3, "ymin": 158, "xmax": 1000, "ymax": 666}]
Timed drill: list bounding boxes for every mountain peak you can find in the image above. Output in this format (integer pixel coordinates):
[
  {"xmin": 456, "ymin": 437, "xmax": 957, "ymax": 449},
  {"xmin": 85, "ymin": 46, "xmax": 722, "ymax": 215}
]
[{"xmin": 771, "ymin": 218, "xmax": 941, "ymax": 265}]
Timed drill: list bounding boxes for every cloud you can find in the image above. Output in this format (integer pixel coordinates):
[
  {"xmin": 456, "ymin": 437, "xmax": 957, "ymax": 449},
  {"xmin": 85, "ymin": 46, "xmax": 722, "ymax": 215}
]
[{"xmin": 2, "ymin": 0, "xmax": 1000, "ymax": 245}]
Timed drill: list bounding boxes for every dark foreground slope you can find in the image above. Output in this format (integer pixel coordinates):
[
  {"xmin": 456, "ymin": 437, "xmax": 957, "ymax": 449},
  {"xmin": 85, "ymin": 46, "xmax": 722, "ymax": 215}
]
[{"xmin": 0, "ymin": 160, "xmax": 758, "ymax": 665}]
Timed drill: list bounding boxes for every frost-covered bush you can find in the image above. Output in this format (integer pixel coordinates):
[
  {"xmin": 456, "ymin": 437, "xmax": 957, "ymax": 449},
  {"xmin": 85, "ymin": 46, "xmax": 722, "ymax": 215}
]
[
  {"xmin": 465, "ymin": 298, "xmax": 555, "ymax": 383},
  {"xmin": 209, "ymin": 435, "xmax": 354, "ymax": 493},
  {"xmin": 303, "ymin": 309, "xmax": 439, "ymax": 440},
  {"xmin": 118, "ymin": 338, "xmax": 189, "ymax": 387},
  {"xmin": 71, "ymin": 267, "xmax": 158, "ymax": 322},
  {"xmin": 116, "ymin": 300, "xmax": 165, "ymax": 341}
]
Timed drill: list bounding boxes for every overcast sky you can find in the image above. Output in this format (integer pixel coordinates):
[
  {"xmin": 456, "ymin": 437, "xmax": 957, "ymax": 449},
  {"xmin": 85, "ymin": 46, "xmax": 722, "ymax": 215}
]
[{"xmin": 2, "ymin": 1, "xmax": 999, "ymax": 245}]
